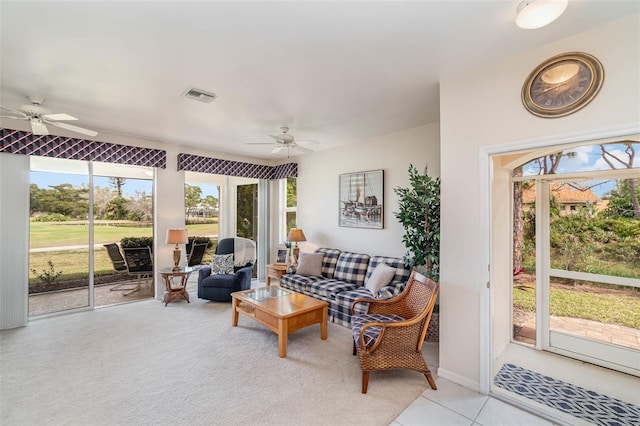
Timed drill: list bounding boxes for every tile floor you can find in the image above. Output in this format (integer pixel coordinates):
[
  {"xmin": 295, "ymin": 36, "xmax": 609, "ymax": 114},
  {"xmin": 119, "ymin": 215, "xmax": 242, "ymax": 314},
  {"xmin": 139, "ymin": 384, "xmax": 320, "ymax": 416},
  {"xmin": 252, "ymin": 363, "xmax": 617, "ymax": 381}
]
[{"xmin": 392, "ymin": 378, "xmax": 556, "ymax": 426}]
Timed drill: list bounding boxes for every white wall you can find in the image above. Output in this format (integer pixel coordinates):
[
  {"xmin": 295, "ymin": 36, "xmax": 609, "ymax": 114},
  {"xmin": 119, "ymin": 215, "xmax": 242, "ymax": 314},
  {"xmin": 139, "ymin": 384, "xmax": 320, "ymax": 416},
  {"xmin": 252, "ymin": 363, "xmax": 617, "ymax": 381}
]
[
  {"xmin": 438, "ymin": 14, "xmax": 640, "ymax": 390},
  {"xmin": 295, "ymin": 123, "xmax": 440, "ymax": 257},
  {"xmin": 0, "ymin": 153, "xmax": 30, "ymax": 328}
]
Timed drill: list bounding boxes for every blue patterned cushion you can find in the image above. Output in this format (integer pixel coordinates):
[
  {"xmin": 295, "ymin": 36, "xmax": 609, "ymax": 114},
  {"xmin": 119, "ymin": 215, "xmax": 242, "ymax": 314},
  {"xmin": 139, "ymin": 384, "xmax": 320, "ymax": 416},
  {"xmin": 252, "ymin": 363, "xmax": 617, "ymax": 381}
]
[
  {"xmin": 308, "ymin": 279, "xmax": 359, "ymax": 299},
  {"xmin": 333, "ymin": 252, "xmax": 370, "ymax": 286},
  {"xmin": 365, "ymin": 256, "xmax": 411, "ymax": 286},
  {"xmin": 279, "ymin": 274, "xmax": 323, "ymax": 293},
  {"xmin": 352, "ymin": 314, "xmax": 405, "ymax": 349},
  {"xmin": 333, "ymin": 287, "xmax": 375, "ymax": 327},
  {"xmin": 315, "ymin": 248, "xmax": 342, "ymax": 279},
  {"xmin": 211, "ymin": 254, "xmax": 234, "ymax": 274}
]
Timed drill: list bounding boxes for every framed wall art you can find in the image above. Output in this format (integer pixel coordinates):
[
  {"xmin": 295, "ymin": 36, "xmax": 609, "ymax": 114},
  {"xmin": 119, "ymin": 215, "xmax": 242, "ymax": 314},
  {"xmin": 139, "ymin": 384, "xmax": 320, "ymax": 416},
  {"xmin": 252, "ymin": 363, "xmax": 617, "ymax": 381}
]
[{"xmin": 339, "ymin": 169, "xmax": 383, "ymax": 229}]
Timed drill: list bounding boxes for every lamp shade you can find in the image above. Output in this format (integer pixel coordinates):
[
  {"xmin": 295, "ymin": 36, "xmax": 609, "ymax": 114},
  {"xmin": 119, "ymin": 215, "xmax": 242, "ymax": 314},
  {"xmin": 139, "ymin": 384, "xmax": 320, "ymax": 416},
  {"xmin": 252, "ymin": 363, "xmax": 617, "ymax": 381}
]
[
  {"xmin": 166, "ymin": 229, "xmax": 188, "ymax": 245},
  {"xmin": 287, "ymin": 228, "xmax": 306, "ymax": 243},
  {"xmin": 516, "ymin": 0, "xmax": 568, "ymax": 29}
]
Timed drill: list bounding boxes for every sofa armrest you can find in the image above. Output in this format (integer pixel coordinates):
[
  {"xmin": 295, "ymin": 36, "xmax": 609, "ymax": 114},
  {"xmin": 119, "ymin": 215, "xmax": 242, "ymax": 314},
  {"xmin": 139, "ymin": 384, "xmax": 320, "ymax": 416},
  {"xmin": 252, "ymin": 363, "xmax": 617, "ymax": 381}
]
[{"xmin": 198, "ymin": 266, "xmax": 212, "ymax": 285}]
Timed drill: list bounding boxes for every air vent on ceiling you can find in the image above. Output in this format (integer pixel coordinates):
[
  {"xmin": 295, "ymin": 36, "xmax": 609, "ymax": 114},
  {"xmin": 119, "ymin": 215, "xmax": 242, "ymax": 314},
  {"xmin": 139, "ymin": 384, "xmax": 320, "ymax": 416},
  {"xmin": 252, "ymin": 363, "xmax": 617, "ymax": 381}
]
[{"xmin": 182, "ymin": 87, "xmax": 218, "ymax": 103}]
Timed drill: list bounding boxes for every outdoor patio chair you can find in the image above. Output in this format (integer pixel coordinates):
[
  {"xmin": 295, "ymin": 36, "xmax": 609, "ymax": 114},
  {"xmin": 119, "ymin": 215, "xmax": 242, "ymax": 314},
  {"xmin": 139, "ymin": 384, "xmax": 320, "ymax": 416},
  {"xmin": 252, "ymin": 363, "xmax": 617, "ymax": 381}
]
[
  {"xmin": 121, "ymin": 246, "xmax": 154, "ymax": 296},
  {"xmin": 104, "ymin": 243, "xmax": 141, "ymax": 294},
  {"xmin": 350, "ymin": 270, "xmax": 439, "ymax": 394},
  {"xmin": 187, "ymin": 241, "xmax": 209, "ymax": 267}
]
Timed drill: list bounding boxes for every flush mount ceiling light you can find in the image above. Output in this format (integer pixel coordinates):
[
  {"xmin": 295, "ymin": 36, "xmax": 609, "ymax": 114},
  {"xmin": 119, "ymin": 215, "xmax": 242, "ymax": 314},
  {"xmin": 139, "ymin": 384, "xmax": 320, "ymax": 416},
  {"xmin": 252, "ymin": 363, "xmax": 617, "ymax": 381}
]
[{"xmin": 516, "ymin": 0, "xmax": 569, "ymax": 29}]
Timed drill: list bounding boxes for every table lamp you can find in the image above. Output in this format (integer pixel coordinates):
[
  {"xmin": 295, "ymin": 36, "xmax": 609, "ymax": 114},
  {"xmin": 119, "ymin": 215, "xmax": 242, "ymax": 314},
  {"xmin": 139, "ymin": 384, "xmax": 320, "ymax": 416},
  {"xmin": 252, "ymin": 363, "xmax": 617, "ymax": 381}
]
[
  {"xmin": 166, "ymin": 229, "xmax": 188, "ymax": 271},
  {"xmin": 287, "ymin": 228, "xmax": 306, "ymax": 264}
]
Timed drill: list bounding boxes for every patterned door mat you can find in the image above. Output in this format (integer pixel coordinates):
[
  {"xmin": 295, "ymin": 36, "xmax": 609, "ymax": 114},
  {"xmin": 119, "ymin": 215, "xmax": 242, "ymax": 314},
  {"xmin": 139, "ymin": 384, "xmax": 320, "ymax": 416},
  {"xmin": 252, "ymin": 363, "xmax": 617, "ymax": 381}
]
[{"xmin": 494, "ymin": 363, "xmax": 640, "ymax": 426}]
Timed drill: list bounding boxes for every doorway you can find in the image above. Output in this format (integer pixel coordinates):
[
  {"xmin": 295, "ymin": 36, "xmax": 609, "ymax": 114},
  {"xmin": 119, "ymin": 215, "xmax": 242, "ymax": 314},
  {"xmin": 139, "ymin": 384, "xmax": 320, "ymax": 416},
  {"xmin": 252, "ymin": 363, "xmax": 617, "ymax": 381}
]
[{"xmin": 501, "ymin": 139, "xmax": 640, "ymax": 377}]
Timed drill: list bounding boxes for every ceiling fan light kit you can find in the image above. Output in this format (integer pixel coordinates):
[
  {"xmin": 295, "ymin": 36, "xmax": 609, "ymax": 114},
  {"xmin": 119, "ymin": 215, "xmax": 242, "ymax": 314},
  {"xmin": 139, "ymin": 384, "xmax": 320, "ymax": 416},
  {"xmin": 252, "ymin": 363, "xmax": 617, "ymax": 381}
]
[
  {"xmin": 246, "ymin": 125, "xmax": 318, "ymax": 157},
  {"xmin": 516, "ymin": 0, "xmax": 568, "ymax": 29},
  {"xmin": 1, "ymin": 96, "xmax": 98, "ymax": 137}
]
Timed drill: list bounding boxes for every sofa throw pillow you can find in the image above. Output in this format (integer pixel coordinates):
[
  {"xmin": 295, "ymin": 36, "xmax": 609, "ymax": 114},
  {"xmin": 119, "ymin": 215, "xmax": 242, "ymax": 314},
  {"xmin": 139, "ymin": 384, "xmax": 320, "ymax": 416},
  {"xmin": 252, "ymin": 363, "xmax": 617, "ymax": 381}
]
[
  {"xmin": 295, "ymin": 252, "xmax": 324, "ymax": 277},
  {"xmin": 211, "ymin": 253, "xmax": 234, "ymax": 275},
  {"xmin": 365, "ymin": 263, "xmax": 397, "ymax": 296}
]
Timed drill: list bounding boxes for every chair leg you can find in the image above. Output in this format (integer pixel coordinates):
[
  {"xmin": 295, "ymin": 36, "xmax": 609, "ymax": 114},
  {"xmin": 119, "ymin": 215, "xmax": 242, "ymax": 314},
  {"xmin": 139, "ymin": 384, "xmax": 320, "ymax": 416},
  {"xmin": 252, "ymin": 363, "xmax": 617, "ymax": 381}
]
[
  {"xmin": 352, "ymin": 340, "xmax": 356, "ymax": 356},
  {"xmin": 424, "ymin": 371, "xmax": 437, "ymax": 390},
  {"xmin": 362, "ymin": 371, "xmax": 369, "ymax": 394}
]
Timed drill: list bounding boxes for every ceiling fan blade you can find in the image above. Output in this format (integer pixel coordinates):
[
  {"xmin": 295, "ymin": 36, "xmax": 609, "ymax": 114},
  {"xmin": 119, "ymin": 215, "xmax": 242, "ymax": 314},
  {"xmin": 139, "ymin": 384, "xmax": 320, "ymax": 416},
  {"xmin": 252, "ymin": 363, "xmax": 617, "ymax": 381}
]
[
  {"xmin": 48, "ymin": 120, "xmax": 98, "ymax": 137},
  {"xmin": 0, "ymin": 105, "xmax": 28, "ymax": 119},
  {"xmin": 271, "ymin": 146, "xmax": 286, "ymax": 153},
  {"xmin": 296, "ymin": 139, "xmax": 319, "ymax": 145},
  {"xmin": 269, "ymin": 134, "xmax": 285, "ymax": 143},
  {"xmin": 246, "ymin": 142, "xmax": 278, "ymax": 146},
  {"xmin": 43, "ymin": 113, "xmax": 78, "ymax": 121},
  {"xmin": 30, "ymin": 118, "xmax": 49, "ymax": 135},
  {"xmin": 292, "ymin": 144, "xmax": 314, "ymax": 153}
]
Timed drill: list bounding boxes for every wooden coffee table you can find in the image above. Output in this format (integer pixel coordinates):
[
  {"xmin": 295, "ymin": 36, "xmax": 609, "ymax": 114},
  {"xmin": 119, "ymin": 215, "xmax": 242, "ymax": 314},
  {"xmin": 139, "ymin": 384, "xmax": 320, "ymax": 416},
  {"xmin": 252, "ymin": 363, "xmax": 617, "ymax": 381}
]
[{"xmin": 231, "ymin": 287, "xmax": 328, "ymax": 358}]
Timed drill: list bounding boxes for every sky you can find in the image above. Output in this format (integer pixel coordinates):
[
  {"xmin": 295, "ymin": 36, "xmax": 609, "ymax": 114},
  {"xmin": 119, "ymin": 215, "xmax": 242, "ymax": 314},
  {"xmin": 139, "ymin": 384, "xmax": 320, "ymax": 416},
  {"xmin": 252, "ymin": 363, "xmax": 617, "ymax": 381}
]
[{"xmin": 522, "ymin": 142, "xmax": 640, "ymax": 197}]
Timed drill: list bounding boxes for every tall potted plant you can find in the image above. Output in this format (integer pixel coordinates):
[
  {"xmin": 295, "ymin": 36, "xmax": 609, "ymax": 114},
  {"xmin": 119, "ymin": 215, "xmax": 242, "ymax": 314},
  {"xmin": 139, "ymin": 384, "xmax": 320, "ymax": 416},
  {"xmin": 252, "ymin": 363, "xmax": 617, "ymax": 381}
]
[{"xmin": 394, "ymin": 164, "xmax": 441, "ymax": 341}]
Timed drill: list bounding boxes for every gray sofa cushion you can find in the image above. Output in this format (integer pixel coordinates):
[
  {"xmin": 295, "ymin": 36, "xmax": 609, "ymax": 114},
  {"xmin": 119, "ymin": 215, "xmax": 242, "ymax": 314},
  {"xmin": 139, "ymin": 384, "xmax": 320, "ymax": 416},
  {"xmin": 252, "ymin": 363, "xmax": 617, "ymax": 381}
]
[{"xmin": 365, "ymin": 256, "xmax": 411, "ymax": 285}]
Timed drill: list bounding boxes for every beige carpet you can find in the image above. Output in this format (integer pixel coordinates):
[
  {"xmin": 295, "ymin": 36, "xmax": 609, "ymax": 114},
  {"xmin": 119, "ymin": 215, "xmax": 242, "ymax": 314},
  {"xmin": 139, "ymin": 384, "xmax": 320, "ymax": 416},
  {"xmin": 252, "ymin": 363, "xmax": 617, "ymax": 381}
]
[{"xmin": 0, "ymin": 293, "xmax": 438, "ymax": 425}]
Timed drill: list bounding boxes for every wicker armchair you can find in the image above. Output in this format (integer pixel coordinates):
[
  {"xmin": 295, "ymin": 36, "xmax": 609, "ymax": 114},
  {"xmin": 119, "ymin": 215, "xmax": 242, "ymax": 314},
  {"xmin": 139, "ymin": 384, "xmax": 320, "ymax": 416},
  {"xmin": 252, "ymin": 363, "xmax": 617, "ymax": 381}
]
[{"xmin": 350, "ymin": 270, "xmax": 439, "ymax": 394}]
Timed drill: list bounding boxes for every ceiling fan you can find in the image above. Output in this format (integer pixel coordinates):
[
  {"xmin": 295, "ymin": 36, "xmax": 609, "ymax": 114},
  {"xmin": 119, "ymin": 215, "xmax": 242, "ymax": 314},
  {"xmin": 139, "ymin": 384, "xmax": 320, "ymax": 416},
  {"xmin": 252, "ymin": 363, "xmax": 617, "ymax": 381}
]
[
  {"xmin": 246, "ymin": 126, "xmax": 318, "ymax": 157},
  {"xmin": 0, "ymin": 96, "xmax": 98, "ymax": 137}
]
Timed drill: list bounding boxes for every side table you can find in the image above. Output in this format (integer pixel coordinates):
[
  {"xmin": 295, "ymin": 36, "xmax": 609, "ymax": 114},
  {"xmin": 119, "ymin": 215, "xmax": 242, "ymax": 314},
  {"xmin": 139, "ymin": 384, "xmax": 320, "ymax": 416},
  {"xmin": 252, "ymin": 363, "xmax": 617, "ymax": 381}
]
[
  {"xmin": 160, "ymin": 267, "xmax": 193, "ymax": 306},
  {"xmin": 266, "ymin": 263, "xmax": 288, "ymax": 286}
]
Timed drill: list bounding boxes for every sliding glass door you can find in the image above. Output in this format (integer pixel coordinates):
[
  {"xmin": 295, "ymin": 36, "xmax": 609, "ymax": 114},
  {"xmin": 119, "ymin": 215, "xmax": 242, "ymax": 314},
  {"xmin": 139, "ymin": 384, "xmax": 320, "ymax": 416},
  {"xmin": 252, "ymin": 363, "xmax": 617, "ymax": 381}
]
[
  {"xmin": 28, "ymin": 157, "xmax": 155, "ymax": 316},
  {"xmin": 29, "ymin": 157, "xmax": 90, "ymax": 316}
]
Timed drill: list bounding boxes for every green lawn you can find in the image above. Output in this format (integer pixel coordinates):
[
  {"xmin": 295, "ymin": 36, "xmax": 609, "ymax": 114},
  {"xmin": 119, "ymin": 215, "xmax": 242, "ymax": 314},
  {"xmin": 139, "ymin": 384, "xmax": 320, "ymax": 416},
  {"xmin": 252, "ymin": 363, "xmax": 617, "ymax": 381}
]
[
  {"xmin": 514, "ymin": 283, "xmax": 640, "ymax": 329},
  {"xmin": 28, "ymin": 221, "xmax": 218, "ymax": 284},
  {"xmin": 29, "ymin": 221, "xmax": 218, "ymax": 248}
]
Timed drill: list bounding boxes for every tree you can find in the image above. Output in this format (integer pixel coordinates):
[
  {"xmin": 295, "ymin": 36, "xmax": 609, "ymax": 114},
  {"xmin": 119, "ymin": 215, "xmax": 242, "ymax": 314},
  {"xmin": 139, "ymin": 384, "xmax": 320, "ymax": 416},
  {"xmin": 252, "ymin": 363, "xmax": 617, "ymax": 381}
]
[
  {"xmin": 394, "ymin": 164, "xmax": 440, "ymax": 281},
  {"xmin": 185, "ymin": 184, "xmax": 203, "ymax": 218},
  {"xmin": 286, "ymin": 178, "xmax": 297, "ymax": 207},
  {"xmin": 602, "ymin": 179, "xmax": 640, "ymax": 218},
  {"xmin": 513, "ymin": 167, "xmax": 524, "ymax": 274},
  {"xmin": 599, "ymin": 142, "xmax": 639, "ymax": 219},
  {"xmin": 513, "ymin": 152, "xmax": 575, "ymax": 274},
  {"xmin": 127, "ymin": 190, "xmax": 152, "ymax": 221},
  {"xmin": 237, "ymin": 184, "xmax": 257, "ymax": 240},
  {"xmin": 105, "ymin": 197, "xmax": 129, "ymax": 220},
  {"xmin": 109, "ymin": 177, "xmax": 126, "ymax": 198},
  {"xmin": 93, "ymin": 186, "xmax": 113, "ymax": 219}
]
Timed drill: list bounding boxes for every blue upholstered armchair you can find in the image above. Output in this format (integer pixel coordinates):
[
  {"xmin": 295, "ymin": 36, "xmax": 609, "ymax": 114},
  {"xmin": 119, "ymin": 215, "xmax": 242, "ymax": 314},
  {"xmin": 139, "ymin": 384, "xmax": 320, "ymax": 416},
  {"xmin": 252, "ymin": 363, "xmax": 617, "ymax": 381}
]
[{"xmin": 197, "ymin": 237, "xmax": 256, "ymax": 302}]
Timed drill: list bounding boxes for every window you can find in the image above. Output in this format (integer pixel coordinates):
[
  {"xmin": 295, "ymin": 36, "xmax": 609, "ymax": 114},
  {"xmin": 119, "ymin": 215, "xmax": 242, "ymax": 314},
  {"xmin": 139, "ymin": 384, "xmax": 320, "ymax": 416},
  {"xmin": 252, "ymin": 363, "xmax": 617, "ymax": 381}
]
[{"xmin": 280, "ymin": 177, "xmax": 297, "ymax": 242}]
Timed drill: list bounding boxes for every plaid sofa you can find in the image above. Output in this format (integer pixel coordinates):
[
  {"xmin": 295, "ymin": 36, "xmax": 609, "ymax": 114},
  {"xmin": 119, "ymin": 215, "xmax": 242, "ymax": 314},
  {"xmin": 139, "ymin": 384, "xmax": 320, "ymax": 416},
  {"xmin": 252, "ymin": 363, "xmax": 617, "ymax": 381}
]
[{"xmin": 279, "ymin": 248, "xmax": 412, "ymax": 328}]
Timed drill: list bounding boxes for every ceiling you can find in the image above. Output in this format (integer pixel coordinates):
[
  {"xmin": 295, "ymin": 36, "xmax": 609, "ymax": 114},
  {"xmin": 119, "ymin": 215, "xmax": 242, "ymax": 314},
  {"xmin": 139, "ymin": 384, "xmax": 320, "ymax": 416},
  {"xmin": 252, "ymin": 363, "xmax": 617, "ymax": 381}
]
[{"xmin": 1, "ymin": 1, "xmax": 638, "ymax": 159}]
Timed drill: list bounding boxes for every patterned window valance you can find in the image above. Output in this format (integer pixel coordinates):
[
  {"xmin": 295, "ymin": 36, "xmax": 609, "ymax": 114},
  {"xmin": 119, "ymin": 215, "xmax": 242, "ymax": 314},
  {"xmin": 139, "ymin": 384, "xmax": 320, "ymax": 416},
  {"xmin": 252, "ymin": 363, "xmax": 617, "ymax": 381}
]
[
  {"xmin": 0, "ymin": 128, "xmax": 166, "ymax": 168},
  {"xmin": 178, "ymin": 153, "xmax": 297, "ymax": 179}
]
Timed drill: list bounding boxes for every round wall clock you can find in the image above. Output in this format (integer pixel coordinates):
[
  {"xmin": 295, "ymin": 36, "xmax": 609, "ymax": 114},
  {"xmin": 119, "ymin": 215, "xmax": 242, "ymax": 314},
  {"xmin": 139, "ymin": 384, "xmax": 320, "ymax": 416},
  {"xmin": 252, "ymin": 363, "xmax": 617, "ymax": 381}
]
[{"xmin": 522, "ymin": 52, "xmax": 604, "ymax": 118}]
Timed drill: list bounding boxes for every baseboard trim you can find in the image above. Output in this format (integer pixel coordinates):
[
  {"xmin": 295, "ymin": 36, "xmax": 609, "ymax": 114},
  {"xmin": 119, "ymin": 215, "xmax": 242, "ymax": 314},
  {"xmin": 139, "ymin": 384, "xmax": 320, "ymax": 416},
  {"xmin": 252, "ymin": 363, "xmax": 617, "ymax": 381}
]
[{"xmin": 437, "ymin": 368, "xmax": 481, "ymax": 393}]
